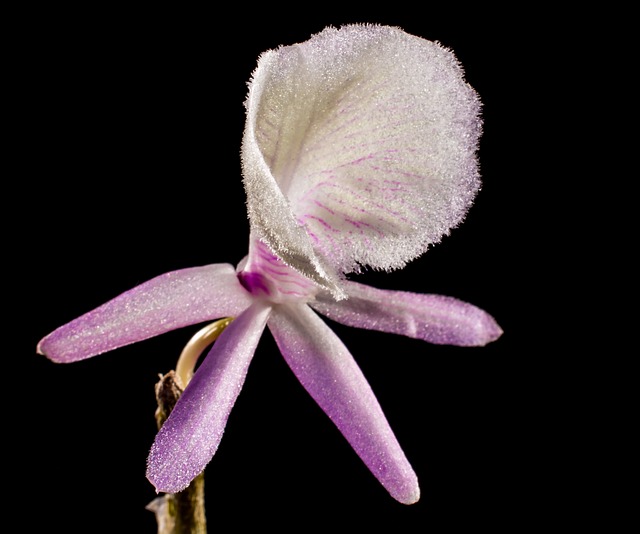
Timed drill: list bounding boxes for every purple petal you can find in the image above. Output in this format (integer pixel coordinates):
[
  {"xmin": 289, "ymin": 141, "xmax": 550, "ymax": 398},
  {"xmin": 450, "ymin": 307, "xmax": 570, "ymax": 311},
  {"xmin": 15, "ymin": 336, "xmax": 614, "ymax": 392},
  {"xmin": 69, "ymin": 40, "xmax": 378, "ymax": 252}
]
[
  {"xmin": 38, "ymin": 263, "xmax": 252, "ymax": 363},
  {"xmin": 268, "ymin": 303, "xmax": 419, "ymax": 504},
  {"xmin": 146, "ymin": 301, "xmax": 271, "ymax": 493},
  {"xmin": 311, "ymin": 280, "xmax": 502, "ymax": 346}
]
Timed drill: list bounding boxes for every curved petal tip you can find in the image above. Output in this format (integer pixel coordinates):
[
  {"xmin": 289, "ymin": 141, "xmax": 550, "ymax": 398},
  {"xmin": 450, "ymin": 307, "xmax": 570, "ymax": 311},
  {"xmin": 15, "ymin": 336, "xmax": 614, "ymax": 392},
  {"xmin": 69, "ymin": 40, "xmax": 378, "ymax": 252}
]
[
  {"xmin": 476, "ymin": 312, "xmax": 504, "ymax": 346},
  {"xmin": 396, "ymin": 480, "xmax": 421, "ymax": 505}
]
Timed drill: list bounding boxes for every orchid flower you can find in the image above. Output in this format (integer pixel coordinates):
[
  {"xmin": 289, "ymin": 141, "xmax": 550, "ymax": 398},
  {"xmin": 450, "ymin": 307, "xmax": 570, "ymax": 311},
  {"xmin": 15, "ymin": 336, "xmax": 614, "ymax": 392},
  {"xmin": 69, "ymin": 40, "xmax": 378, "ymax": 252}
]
[{"xmin": 37, "ymin": 24, "xmax": 502, "ymax": 505}]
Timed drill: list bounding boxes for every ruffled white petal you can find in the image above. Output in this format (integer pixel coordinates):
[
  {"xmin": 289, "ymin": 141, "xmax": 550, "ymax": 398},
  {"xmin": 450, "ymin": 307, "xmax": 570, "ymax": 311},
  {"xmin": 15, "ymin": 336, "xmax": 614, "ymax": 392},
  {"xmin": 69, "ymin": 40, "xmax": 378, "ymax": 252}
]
[{"xmin": 242, "ymin": 24, "xmax": 482, "ymax": 296}]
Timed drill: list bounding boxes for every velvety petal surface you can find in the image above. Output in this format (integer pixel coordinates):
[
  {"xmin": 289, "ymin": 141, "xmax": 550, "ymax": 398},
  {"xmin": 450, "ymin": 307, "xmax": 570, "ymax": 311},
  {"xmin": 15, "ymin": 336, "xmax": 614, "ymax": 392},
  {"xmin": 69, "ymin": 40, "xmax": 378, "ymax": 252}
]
[
  {"xmin": 242, "ymin": 24, "xmax": 482, "ymax": 296},
  {"xmin": 311, "ymin": 280, "xmax": 502, "ymax": 346},
  {"xmin": 147, "ymin": 301, "xmax": 272, "ymax": 493},
  {"xmin": 268, "ymin": 303, "xmax": 419, "ymax": 504},
  {"xmin": 38, "ymin": 264, "xmax": 252, "ymax": 363}
]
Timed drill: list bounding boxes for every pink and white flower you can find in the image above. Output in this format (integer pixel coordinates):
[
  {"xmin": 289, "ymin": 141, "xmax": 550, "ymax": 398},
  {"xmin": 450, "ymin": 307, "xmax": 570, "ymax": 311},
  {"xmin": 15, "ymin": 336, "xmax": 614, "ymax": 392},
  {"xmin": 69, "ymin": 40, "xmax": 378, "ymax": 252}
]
[{"xmin": 37, "ymin": 24, "xmax": 502, "ymax": 505}]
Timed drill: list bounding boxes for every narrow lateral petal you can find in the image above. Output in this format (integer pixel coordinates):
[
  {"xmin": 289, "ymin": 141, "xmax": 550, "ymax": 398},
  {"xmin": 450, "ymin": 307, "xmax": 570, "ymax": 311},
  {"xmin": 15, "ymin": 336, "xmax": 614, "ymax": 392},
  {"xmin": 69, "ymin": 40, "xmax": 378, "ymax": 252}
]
[
  {"xmin": 268, "ymin": 303, "xmax": 419, "ymax": 504},
  {"xmin": 38, "ymin": 264, "xmax": 252, "ymax": 363},
  {"xmin": 242, "ymin": 24, "xmax": 482, "ymax": 291},
  {"xmin": 311, "ymin": 280, "xmax": 503, "ymax": 347},
  {"xmin": 146, "ymin": 301, "xmax": 271, "ymax": 493}
]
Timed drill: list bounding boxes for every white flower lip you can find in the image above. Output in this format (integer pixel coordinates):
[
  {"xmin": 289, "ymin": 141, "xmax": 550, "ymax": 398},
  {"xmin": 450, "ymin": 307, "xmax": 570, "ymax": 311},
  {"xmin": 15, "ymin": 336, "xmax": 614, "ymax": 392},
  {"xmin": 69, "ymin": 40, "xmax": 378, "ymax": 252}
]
[{"xmin": 241, "ymin": 23, "xmax": 483, "ymax": 298}]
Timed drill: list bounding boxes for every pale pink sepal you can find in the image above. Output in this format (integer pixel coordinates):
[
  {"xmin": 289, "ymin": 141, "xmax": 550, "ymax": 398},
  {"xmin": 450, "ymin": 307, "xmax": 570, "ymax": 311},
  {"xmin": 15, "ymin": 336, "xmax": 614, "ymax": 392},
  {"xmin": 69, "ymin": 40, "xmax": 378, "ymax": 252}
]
[
  {"xmin": 37, "ymin": 264, "xmax": 252, "ymax": 363},
  {"xmin": 146, "ymin": 301, "xmax": 272, "ymax": 493},
  {"xmin": 311, "ymin": 280, "xmax": 503, "ymax": 347},
  {"xmin": 267, "ymin": 303, "xmax": 420, "ymax": 504}
]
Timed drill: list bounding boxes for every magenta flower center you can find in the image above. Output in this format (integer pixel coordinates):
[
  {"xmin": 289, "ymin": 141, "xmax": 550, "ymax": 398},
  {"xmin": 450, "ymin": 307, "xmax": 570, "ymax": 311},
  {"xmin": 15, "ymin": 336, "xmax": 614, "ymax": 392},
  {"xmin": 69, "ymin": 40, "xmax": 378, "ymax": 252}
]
[{"xmin": 237, "ymin": 240, "xmax": 319, "ymax": 304}]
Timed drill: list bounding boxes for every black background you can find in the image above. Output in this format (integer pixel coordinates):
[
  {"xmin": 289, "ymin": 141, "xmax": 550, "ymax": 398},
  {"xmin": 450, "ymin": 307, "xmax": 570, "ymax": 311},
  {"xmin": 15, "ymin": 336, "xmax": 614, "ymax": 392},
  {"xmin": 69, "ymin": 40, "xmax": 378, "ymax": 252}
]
[{"xmin": 14, "ymin": 7, "xmax": 559, "ymax": 533}]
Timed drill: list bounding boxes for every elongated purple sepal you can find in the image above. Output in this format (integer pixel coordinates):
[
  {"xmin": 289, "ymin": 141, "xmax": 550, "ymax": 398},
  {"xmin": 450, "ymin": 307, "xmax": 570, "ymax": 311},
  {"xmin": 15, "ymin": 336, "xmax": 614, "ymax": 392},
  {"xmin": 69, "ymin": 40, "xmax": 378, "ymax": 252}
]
[
  {"xmin": 268, "ymin": 303, "xmax": 420, "ymax": 504},
  {"xmin": 146, "ymin": 301, "xmax": 271, "ymax": 493},
  {"xmin": 38, "ymin": 264, "xmax": 252, "ymax": 363},
  {"xmin": 312, "ymin": 280, "xmax": 502, "ymax": 346}
]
